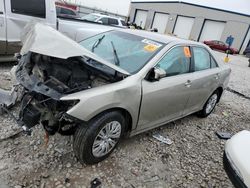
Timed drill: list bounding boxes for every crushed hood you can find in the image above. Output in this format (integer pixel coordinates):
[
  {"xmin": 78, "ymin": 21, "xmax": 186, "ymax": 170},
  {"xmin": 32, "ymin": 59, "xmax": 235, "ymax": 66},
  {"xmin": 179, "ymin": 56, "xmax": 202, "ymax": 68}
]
[{"xmin": 20, "ymin": 22, "xmax": 129, "ymax": 75}]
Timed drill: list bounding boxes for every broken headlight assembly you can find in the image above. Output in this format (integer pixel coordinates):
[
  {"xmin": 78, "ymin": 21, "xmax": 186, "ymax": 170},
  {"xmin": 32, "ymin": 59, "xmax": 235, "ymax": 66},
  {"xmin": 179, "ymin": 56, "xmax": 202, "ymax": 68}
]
[{"xmin": 19, "ymin": 92, "xmax": 80, "ymax": 135}]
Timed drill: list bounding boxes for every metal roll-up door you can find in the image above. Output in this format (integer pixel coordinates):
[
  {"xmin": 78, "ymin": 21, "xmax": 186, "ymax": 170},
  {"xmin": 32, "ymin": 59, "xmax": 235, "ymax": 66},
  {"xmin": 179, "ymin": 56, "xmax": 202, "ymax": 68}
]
[
  {"xmin": 199, "ymin": 20, "xmax": 225, "ymax": 42},
  {"xmin": 173, "ymin": 16, "xmax": 194, "ymax": 39},
  {"xmin": 151, "ymin": 13, "xmax": 169, "ymax": 34}
]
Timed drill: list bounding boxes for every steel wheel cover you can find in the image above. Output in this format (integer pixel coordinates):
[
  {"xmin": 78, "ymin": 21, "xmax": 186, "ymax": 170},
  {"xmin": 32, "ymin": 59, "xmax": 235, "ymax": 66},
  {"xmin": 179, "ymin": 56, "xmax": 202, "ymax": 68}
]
[
  {"xmin": 205, "ymin": 94, "xmax": 218, "ymax": 114},
  {"xmin": 92, "ymin": 121, "xmax": 122, "ymax": 158}
]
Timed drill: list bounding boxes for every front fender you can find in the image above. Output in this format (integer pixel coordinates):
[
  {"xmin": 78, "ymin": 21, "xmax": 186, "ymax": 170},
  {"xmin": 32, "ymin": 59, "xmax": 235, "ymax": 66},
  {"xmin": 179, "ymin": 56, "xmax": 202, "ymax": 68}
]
[{"xmin": 61, "ymin": 80, "xmax": 141, "ymax": 130}]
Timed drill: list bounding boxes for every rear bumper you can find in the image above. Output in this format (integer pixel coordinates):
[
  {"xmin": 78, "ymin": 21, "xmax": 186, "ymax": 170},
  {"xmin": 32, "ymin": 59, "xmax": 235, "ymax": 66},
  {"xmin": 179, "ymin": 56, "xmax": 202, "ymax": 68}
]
[{"xmin": 223, "ymin": 152, "xmax": 247, "ymax": 188}]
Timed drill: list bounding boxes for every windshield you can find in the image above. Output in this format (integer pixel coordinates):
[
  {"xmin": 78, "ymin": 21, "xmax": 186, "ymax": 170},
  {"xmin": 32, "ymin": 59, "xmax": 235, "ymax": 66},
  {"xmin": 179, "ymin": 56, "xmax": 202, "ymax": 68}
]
[
  {"xmin": 81, "ymin": 14, "xmax": 100, "ymax": 22},
  {"xmin": 79, "ymin": 31, "xmax": 164, "ymax": 74}
]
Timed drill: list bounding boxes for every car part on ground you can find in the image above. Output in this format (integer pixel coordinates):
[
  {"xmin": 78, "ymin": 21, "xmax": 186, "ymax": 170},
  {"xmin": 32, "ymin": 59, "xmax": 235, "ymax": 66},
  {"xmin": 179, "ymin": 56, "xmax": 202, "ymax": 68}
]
[
  {"xmin": 216, "ymin": 132, "xmax": 232, "ymax": 140},
  {"xmin": 152, "ymin": 133, "xmax": 173, "ymax": 145},
  {"xmin": 224, "ymin": 130, "xmax": 250, "ymax": 188},
  {"xmin": 0, "ymin": 87, "xmax": 19, "ymax": 113},
  {"xmin": 90, "ymin": 178, "xmax": 102, "ymax": 188}
]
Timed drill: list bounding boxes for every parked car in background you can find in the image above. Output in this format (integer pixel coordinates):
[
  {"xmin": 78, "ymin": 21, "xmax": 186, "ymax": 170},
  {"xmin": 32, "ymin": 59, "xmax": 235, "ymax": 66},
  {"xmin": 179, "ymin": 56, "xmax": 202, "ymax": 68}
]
[
  {"xmin": 16, "ymin": 23, "xmax": 231, "ymax": 164},
  {"xmin": 81, "ymin": 13, "xmax": 127, "ymax": 28},
  {"xmin": 243, "ymin": 46, "xmax": 250, "ymax": 58},
  {"xmin": 0, "ymin": 0, "xmax": 123, "ymax": 62},
  {"xmin": 204, "ymin": 40, "xmax": 239, "ymax": 54},
  {"xmin": 56, "ymin": 5, "xmax": 80, "ymax": 19},
  {"xmin": 224, "ymin": 130, "xmax": 250, "ymax": 188}
]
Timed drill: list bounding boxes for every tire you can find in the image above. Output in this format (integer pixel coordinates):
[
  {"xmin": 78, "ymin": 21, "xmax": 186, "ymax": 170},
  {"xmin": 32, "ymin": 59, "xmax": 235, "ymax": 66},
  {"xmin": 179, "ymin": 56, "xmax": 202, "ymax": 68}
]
[
  {"xmin": 73, "ymin": 111, "xmax": 126, "ymax": 164},
  {"xmin": 197, "ymin": 90, "xmax": 219, "ymax": 118}
]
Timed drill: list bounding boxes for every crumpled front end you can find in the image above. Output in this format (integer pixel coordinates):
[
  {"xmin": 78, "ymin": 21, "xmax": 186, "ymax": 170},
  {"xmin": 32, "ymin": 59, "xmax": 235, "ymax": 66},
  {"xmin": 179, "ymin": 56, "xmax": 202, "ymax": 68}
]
[{"xmin": 15, "ymin": 52, "xmax": 122, "ymax": 135}]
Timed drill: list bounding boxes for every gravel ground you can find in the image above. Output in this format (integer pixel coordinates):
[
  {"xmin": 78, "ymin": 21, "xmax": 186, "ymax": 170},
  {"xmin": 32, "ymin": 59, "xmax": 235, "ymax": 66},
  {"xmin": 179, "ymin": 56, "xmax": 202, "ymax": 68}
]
[
  {"xmin": 0, "ymin": 53, "xmax": 250, "ymax": 188},
  {"xmin": 214, "ymin": 51, "xmax": 250, "ymax": 97}
]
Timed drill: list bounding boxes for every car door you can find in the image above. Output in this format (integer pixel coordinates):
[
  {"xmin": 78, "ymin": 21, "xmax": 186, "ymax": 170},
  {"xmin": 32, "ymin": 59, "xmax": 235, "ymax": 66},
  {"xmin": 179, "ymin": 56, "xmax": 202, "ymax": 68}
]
[
  {"xmin": 138, "ymin": 46, "xmax": 193, "ymax": 130},
  {"xmin": 183, "ymin": 46, "xmax": 221, "ymax": 114},
  {"xmin": 0, "ymin": 0, "xmax": 6, "ymax": 54}
]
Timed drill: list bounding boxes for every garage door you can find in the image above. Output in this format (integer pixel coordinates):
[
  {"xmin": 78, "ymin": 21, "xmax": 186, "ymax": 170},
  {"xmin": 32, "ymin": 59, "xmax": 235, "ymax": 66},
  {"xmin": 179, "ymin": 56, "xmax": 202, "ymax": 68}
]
[
  {"xmin": 240, "ymin": 27, "xmax": 250, "ymax": 54},
  {"xmin": 173, "ymin": 16, "xmax": 194, "ymax": 39},
  {"xmin": 199, "ymin": 20, "xmax": 225, "ymax": 42},
  {"xmin": 134, "ymin": 10, "xmax": 147, "ymax": 29},
  {"xmin": 151, "ymin": 13, "xmax": 169, "ymax": 34}
]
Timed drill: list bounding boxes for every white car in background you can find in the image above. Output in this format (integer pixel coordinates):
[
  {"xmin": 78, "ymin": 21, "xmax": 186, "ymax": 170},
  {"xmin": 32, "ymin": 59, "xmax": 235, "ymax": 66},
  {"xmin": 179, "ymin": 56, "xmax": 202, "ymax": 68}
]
[
  {"xmin": 224, "ymin": 130, "xmax": 250, "ymax": 188},
  {"xmin": 81, "ymin": 13, "xmax": 127, "ymax": 28}
]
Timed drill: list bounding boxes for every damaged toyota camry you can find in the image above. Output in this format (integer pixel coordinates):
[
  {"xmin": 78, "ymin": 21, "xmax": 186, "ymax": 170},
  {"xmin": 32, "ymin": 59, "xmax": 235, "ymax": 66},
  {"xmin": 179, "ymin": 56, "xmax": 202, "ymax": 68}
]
[{"xmin": 15, "ymin": 23, "xmax": 231, "ymax": 164}]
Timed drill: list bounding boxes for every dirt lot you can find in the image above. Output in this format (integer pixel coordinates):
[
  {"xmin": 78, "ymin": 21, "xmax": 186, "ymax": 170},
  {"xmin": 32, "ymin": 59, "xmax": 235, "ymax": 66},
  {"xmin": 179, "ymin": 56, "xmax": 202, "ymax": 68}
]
[{"xmin": 0, "ymin": 52, "xmax": 250, "ymax": 188}]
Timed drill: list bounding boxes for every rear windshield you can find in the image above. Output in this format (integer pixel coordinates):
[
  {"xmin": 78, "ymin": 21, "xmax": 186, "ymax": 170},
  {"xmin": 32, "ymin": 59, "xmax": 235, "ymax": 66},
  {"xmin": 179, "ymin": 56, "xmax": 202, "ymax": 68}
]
[{"xmin": 80, "ymin": 31, "xmax": 164, "ymax": 74}]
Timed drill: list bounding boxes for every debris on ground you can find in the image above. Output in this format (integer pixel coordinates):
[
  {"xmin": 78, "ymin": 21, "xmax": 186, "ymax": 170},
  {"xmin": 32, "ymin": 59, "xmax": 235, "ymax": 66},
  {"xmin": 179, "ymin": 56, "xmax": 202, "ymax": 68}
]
[
  {"xmin": 152, "ymin": 133, "xmax": 173, "ymax": 145},
  {"xmin": 90, "ymin": 178, "xmax": 102, "ymax": 188},
  {"xmin": 216, "ymin": 132, "xmax": 232, "ymax": 140},
  {"xmin": 222, "ymin": 111, "xmax": 229, "ymax": 117}
]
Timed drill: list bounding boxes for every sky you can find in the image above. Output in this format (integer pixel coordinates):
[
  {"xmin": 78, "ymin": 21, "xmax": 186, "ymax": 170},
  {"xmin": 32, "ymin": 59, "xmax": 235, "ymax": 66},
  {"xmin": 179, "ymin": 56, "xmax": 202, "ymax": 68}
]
[
  {"xmin": 64, "ymin": 0, "xmax": 131, "ymax": 16},
  {"xmin": 64, "ymin": 0, "xmax": 250, "ymax": 16}
]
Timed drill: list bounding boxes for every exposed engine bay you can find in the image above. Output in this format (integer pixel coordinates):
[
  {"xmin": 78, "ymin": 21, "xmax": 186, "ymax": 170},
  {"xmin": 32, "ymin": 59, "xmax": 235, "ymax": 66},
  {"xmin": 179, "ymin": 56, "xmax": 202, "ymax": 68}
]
[{"xmin": 15, "ymin": 52, "xmax": 125, "ymax": 135}]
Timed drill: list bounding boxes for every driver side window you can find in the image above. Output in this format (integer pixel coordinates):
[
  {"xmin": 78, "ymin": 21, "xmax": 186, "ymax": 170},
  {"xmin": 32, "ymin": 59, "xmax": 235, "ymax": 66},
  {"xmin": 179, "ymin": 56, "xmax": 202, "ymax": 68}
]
[{"xmin": 156, "ymin": 46, "xmax": 191, "ymax": 77}]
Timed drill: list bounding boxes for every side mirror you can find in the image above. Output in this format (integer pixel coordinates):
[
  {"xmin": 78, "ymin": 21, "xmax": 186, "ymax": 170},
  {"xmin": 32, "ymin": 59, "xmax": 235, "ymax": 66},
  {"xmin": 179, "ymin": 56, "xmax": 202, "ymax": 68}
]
[
  {"xmin": 97, "ymin": 20, "xmax": 103, "ymax": 24},
  {"xmin": 146, "ymin": 67, "xmax": 166, "ymax": 81}
]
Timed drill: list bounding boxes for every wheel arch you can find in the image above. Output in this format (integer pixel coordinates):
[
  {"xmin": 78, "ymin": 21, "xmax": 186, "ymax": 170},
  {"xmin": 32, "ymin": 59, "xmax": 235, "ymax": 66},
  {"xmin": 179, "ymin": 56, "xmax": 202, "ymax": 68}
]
[
  {"xmin": 88, "ymin": 107, "xmax": 133, "ymax": 136},
  {"xmin": 216, "ymin": 86, "xmax": 224, "ymax": 102}
]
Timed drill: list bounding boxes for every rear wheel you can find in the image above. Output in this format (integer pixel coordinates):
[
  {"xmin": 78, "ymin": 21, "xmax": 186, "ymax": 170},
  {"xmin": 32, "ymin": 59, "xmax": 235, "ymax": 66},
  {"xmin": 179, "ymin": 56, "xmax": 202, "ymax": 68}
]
[
  {"xmin": 73, "ymin": 111, "xmax": 125, "ymax": 164},
  {"xmin": 197, "ymin": 91, "xmax": 219, "ymax": 118}
]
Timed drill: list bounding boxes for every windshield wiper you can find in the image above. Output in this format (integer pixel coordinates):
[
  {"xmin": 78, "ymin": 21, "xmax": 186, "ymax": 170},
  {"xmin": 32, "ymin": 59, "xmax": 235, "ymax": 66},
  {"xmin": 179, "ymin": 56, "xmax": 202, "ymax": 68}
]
[
  {"xmin": 91, "ymin": 35, "xmax": 105, "ymax": 52},
  {"xmin": 110, "ymin": 41, "xmax": 120, "ymax": 66}
]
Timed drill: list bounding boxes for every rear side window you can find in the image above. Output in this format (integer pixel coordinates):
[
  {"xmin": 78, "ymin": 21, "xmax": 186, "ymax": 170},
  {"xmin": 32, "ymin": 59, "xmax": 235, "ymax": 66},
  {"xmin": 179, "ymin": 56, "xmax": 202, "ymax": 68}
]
[
  {"xmin": 10, "ymin": 0, "xmax": 46, "ymax": 18},
  {"xmin": 193, "ymin": 47, "xmax": 219, "ymax": 71},
  {"xmin": 108, "ymin": 18, "xmax": 119, "ymax": 25},
  {"xmin": 157, "ymin": 46, "xmax": 191, "ymax": 77},
  {"xmin": 193, "ymin": 47, "xmax": 211, "ymax": 71}
]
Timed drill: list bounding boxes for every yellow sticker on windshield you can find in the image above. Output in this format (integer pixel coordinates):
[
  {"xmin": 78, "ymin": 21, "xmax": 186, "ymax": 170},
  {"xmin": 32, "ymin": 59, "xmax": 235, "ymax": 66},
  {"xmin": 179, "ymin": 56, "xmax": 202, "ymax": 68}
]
[{"xmin": 144, "ymin": 44, "xmax": 158, "ymax": 52}]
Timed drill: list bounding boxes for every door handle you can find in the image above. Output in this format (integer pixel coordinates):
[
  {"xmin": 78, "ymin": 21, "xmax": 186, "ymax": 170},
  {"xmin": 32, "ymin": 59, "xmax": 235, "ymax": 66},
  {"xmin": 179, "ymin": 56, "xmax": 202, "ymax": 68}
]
[{"xmin": 185, "ymin": 80, "xmax": 192, "ymax": 88}]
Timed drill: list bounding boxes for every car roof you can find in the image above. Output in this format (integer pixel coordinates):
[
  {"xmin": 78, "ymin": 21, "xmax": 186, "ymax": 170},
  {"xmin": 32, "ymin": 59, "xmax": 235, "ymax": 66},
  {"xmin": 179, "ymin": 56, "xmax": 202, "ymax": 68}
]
[
  {"xmin": 119, "ymin": 29, "xmax": 205, "ymax": 46},
  {"xmin": 90, "ymin": 13, "xmax": 123, "ymax": 20}
]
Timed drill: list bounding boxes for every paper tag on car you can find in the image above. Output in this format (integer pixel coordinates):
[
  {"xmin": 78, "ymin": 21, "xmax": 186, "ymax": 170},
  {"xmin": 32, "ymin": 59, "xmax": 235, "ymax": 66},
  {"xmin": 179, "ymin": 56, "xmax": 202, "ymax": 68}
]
[
  {"xmin": 142, "ymin": 39, "xmax": 162, "ymax": 48},
  {"xmin": 184, "ymin": 47, "xmax": 191, "ymax": 58},
  {"xmin": 144, "ymin": 44, "xmax": 158, "ymax": 52},
  {"xmin": 142, "ymin": 39, "xmax": 162, "ymax": 52}
]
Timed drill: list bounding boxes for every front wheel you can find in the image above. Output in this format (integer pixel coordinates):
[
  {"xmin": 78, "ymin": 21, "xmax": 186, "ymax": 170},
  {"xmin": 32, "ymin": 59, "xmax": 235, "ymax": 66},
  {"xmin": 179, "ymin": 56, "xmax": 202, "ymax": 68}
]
[
  {"xmin": 73, "ymin": 111, "xmax": 125, "ymax": 164},
  {"xmin": 197, "ymin": 91, "xmax": 219, "ymax": 118}
]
